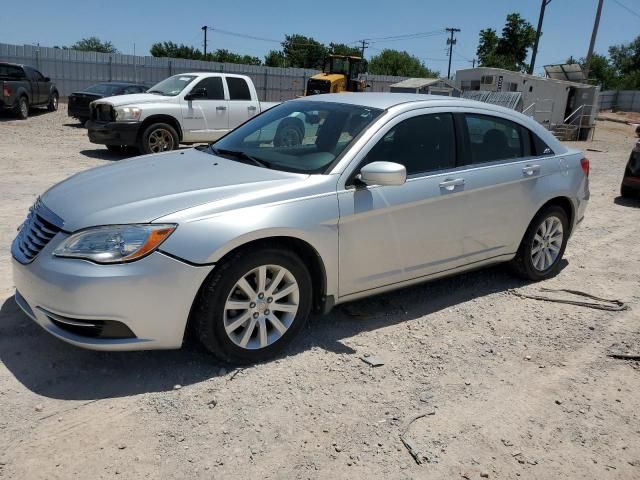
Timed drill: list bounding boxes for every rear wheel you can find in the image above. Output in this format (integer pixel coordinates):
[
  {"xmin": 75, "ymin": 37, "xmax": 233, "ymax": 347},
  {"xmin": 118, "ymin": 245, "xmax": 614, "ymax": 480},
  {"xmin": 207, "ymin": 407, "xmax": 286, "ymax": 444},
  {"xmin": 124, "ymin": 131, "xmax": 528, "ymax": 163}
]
[
  {"xmin": 511, "ymin": 205, "xmax": 569, "ymax": 281},
  {"xmin": 14, "ymin": 96, "xmax": 28, "ymax": 119},
  {"xmin": 193, "ymin": 248, "xmax": 312, "ymax": 364},
  {"xmin": 47, "ymin": 92, "xmax": 58, "ymax": 111},
  {"xmin": 140, "ymin": 123, "xmax": 179, "ymax": 154},
  {"xmin": 621, "ymin": 184, "xmax": 636, "ymax": 198}
]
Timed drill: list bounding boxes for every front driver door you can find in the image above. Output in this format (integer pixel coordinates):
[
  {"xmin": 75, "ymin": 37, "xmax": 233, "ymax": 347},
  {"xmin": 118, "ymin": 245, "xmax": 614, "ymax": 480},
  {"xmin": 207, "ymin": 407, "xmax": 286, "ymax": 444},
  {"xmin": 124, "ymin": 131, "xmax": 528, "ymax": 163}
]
[
  {"xmin": 337, "ymin": 110, "xmax": 466, "ymax": 297},
  {"xmin": 181, "ymin": 76, "xmax": 229, "ymax": 142}
]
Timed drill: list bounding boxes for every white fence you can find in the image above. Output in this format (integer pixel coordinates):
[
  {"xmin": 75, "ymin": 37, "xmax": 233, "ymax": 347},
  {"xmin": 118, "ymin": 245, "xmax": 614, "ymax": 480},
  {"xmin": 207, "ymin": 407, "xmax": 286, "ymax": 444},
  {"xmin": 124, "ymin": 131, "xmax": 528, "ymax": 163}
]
[
  {"xmin": 599, "ymin": 90, "xmax": 640, "ymax": 112},
  {"xmin": 0, "ymin": 43, "xmax": 408, "ymax": 101}
]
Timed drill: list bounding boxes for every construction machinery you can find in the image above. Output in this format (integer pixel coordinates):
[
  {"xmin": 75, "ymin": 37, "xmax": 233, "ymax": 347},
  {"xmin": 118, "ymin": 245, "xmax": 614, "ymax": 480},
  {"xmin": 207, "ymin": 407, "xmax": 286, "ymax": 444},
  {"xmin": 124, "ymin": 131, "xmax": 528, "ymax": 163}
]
[{"xmin": 305, "ymin": 55, "xmax": 367, "ymax": 96}]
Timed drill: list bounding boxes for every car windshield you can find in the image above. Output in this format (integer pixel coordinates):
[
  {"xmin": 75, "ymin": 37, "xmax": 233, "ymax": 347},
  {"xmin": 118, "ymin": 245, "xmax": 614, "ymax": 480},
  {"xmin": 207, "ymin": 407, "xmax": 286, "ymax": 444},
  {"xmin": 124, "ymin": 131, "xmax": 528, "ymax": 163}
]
[
  {"xmin": 209, "ymin": 101, "xmax": 383, "ymax": 173},
  {"xmin": 84, "ymin": 83, "xmax": 128, "ymax": 95},
  {"xmin": 147, "ymin": 75, "xmax": 196, "ymax": 96}
]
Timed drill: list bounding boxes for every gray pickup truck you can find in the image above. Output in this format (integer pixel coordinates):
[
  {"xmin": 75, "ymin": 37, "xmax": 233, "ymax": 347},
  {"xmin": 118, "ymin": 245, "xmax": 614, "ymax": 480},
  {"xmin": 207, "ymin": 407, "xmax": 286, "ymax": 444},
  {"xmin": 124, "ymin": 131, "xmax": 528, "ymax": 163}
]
[{"xmin": 0, "ymin": 62, "xmax": 59, "ymax": 119}]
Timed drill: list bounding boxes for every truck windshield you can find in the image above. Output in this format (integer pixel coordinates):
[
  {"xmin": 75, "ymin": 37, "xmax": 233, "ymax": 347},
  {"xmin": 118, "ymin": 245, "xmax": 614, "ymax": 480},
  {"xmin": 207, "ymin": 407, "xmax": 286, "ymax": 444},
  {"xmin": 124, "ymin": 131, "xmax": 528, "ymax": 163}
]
[
  {"xmin": 209, "ymin": 101, "xmax": 383, "ymax": 174},
  {"xmin": 84, "ymin": 83, "xmax": 130, "ymax": 96},
  {"xmin": 148, "ymin": 75, "xmax": 196, "ymax": 96}
]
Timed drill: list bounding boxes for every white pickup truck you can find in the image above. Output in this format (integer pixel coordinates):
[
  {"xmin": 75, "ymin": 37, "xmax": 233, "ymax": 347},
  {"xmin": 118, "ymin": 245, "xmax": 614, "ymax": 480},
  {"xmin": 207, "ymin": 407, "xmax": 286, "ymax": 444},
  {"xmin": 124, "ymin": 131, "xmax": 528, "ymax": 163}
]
[{"xmin": 86, "ymin": 72, "xmax": 280, "ymax": 154}]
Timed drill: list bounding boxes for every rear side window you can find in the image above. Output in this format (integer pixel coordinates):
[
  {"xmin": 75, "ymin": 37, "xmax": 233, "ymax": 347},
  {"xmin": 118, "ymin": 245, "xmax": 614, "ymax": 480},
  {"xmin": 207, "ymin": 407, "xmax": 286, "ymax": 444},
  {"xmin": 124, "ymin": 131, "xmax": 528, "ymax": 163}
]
[
  {"xmin": 464, "ymin": 114, "xmax": 531, "ymax": 164},
  {"xmin": 531, "ymin": 132, "xmax": 554, "ymax": 156},
  {"xmin": 364, "ymin": 113, "xmax": 456, "ymax": 175},
  {"xmin": 24, "ymin": 67, "xmax": 45, "ymax": 81},
  {"xmin": 227, "ymin": 77, "xmax": 251, "ymax": 101},
  {"xmin": 0, "ymin": 64, "xmax": 25, "ymax": 79},
  {"xmin": 191, "ymin": 77, "xmax": 224, "ymax": 100}
]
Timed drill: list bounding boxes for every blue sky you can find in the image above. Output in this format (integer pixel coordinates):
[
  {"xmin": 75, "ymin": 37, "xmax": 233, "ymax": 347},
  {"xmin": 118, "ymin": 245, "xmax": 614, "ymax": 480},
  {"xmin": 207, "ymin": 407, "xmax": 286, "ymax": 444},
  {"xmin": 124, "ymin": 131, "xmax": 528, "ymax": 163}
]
[{"xmin": 1, "ymin": 0, "xmax": 638, "ymax": 75}]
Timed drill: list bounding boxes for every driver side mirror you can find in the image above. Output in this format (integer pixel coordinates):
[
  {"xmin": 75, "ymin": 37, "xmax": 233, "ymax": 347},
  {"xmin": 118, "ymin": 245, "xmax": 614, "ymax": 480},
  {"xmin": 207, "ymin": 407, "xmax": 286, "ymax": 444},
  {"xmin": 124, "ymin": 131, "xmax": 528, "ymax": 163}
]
[
  {"xmin": 44, "ymin": 76, "xmax": 51, "ymax": 82},
  {"xmin": 357, "ymin": 161, "xmax": 406, "ymax": 187},
  {"xmin": 185, "ymin": 88, "xmax": 207, "ymax": 101}
]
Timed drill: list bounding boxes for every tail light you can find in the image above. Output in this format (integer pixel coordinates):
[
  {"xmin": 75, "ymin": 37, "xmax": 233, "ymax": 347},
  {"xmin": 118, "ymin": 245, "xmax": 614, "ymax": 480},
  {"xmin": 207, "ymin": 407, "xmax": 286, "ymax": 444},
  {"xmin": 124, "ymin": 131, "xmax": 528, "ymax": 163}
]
[
  {"xmin": 2, "ymin": 81, "xmax": 10, "ymax": 98},
  {"xmin": 580, "ymin": 157, "xmax": 590, "ymax": 177}
]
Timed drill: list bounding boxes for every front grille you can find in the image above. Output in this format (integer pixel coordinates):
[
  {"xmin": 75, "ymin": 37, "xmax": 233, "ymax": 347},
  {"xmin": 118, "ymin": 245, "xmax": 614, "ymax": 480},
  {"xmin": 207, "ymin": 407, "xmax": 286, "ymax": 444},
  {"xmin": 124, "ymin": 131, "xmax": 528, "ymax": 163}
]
[
  {"xmin": 92, "ymin": 103, "xmax": 114, "ymax": 122},
  {"xmin": 12, "ymin": 199, "xmax": 63, "ymax": 264}
]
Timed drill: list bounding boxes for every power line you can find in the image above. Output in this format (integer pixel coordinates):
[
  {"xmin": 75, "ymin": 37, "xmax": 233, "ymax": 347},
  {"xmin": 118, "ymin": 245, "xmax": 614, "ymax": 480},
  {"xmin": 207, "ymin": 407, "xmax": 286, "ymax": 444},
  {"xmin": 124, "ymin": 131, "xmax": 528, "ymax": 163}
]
[{"xmin": 612, "ymin": 0, "xmax": 640, "ymax": 19}]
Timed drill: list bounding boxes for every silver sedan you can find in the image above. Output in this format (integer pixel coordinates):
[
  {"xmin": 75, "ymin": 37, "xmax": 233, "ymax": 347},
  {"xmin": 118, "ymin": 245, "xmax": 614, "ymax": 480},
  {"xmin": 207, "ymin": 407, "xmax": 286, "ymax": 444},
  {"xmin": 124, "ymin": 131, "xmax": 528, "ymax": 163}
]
[{"xmin": 12, "ymin": 93, "xmax": 589, "ymax": 363}]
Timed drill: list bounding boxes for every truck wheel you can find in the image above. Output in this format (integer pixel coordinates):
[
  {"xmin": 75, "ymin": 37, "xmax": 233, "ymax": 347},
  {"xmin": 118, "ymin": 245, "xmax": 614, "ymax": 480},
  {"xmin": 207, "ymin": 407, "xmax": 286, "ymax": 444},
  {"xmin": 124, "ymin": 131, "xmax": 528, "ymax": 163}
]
[
  {"xmin": 140, "ymin": 123, "xmax": 179, "ymax": 154},
  {"xmin": 47, "ymin": 92, "xmax": 59, "ymax": 111},
  {"xmin": 14, "ymin": 96, "xmax": 28, "ymax": 120},
  {"xmin": 274, "ymin": 118, "xmax": 304, "ymax": 147}
]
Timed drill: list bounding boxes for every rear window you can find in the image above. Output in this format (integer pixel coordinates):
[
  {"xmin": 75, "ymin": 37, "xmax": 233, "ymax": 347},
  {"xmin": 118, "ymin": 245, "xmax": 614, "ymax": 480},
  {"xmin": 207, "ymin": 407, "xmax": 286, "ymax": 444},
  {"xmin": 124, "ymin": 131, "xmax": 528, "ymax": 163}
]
[
  {"xmin": 227, "ymin": 77, "xmax": 251, "ymax": 101},
  {"xmin": 0, "ymin": 64, "xmax": 25, "ymax": 79},
  {"xmin": 84, "ymin": 83, "xmax": 125, "ymax": 96},
  {"xmin": 464, "ymin": 114, "xmax": 531, "ymax": 164}
]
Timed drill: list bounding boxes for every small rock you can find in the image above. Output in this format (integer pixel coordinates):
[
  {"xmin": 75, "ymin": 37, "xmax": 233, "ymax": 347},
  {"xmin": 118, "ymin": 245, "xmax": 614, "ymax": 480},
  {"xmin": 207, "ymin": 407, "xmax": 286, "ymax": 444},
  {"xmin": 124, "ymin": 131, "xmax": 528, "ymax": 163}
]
[
  {"xmin": 588, "ymin": 326, "xmax": 595, "ymax": 331},
  {"xmin": 361, "ymin": 355, "xmax": 384, "ymax": 367},
  {"xmin": 335, "ymin": 446, "xmax": 342, "ymax": 453},
  {"xmin": 525, "ymin": 355, "xmax": 532, "ymax": 361},
  {"xmin": 555, "ymin": 399, "xmax": 562, "ymax": 405},
  {"xmin": 117, "ymin": 444, "xmax": 126, "ymax": 450},
  {"xmin": 207, "ymin": 398, "xmax": 217, "ymax": 409},
  {"xmin": 480, "ymin": 472, "xmax": 489, "ymax": 478},
  {"xmin": 34, "ymin": 404, "xmax": 43, "ymax": 412},
  {"xmin": 465, "ymin": 380, "xmax": 471, "ymax": 386}
]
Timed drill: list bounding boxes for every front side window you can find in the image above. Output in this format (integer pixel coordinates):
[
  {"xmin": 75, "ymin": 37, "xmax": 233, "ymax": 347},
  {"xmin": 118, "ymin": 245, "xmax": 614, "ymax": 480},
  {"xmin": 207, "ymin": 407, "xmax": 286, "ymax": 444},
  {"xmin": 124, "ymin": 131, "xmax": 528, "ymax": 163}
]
[
  {"xmin": 363, "ymin": 113, "xmax": 456, "ymax": 176},
  {"xmin": 464, "ymin": 114, "xmax": 531, "ymax": 164},
  {"xmin": 226, "ymin": 77, "xmax": 251, "ymax": 100},
  {"xmin": 210, "ymin": 101, "xmax": 382, "ymax": 173},
  {"xmin": 191, "ymin": 77, "xmax": 224, "ymax": 100},
  {"xmin": 147, "ymin": 75, "xmax": 196, "ymax": 96}
]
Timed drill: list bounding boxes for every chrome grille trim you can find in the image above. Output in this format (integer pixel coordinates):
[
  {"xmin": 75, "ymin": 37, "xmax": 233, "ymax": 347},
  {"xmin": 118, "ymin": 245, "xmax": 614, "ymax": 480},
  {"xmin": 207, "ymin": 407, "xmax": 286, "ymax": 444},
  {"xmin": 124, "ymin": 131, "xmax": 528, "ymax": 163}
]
[{"xmin": 11, "ymin": 199, "xmax": 64, "ymax": 264}]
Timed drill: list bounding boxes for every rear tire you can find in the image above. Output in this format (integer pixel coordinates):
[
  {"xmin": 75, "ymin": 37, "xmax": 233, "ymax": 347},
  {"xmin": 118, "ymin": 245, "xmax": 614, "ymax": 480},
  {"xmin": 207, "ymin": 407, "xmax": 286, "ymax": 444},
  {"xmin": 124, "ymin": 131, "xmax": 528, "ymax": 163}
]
[
  {"xmin": 47, "ymin": 92, "xmax": 58, "ymax": 111},
  {"xmin": 511, "ymin": 205, "xmax": 569, "ymax": 281},
  {"xmin": 621, "ymin": 184, "xmax": 636, "ymax": 198},
  {"xmin": 14, "ymin": 96, "xmax": 28, "ymax": 119},
  {"xmin": 140, "ymin": 123, "xmax": 179, "ymax": 154},
  {"xmin": 193, "ymin": 248, "xmax": 312, "ymax": 364}
]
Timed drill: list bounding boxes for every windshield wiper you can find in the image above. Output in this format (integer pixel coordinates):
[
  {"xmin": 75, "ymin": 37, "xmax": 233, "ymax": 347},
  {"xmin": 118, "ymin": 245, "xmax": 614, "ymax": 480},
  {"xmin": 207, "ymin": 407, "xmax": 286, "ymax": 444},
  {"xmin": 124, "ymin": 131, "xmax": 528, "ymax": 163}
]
[
  {"xmin": 210, "ymin": 147, "xmax": 271, "ymax": 169},
  {"xmin": 147, "ymin": 89, "xmax": 166, "ymax": 95}
]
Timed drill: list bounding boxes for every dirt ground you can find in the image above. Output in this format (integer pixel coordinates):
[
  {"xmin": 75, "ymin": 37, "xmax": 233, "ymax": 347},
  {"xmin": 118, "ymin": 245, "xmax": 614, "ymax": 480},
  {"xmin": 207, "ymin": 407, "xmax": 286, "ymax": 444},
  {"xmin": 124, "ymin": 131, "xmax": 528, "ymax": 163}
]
[{"xmin": 0, "ymin": 104, "xmax": 639, "ymax": 480}]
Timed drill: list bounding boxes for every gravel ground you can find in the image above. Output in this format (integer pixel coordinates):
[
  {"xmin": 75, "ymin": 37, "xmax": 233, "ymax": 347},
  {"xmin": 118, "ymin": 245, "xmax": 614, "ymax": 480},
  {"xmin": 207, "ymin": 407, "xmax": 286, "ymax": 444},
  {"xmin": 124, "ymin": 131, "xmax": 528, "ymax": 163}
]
[{"xmin": 0, "ymin": 104, "xmax": 639, "ymax": 480}]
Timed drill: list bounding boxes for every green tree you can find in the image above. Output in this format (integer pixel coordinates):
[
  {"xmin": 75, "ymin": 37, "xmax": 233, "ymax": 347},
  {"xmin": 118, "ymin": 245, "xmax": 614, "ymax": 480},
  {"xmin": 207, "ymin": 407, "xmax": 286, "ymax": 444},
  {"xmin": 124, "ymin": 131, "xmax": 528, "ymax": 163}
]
[
  {"xmin": 608, "ymin": 35, "xmax": 640, "ymax": 89},
  {"xmin": 210, "ymin": 49, "xmax": 261, "ymax": 65},
  {"xmin": 477, "ymin": 13, "xmax": 536, "ymax": 71},
  {"xmin": 70, "ymin": 37, "xmax": 117, "ymax": 54},
  {"xmin": 368, "ymin": 49, "xmax": 439, "ymax": 77},
  {"xmin": 281, "ymin": 34, "xmax": 327, "ymax": 69},
  {"xmin": 150, "ymin": 41, "xmax": 202, "ymax": 59},
  {"xmin": 328, "ymin": 42, "xmax": 361, "ymax": 57},
  {"xmin": 264, "ymin": 50, "xmax": 287, "ymax": 67}
]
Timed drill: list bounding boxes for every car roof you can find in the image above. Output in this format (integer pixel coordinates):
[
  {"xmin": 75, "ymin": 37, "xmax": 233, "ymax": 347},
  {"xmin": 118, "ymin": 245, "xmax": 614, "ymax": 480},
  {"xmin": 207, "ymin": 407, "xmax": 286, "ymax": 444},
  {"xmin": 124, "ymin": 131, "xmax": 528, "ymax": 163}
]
[{"xmin": 293, "ymin": 92, "xmax": 469, "ymax": 110}]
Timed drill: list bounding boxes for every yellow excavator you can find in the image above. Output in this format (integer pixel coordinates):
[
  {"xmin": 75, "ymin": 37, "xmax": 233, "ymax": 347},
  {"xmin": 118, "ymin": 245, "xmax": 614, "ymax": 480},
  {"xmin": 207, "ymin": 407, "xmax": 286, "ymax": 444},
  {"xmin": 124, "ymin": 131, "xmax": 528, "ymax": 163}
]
[{"xmin": 305, "ymin": 55, "xmax": 368, "ymax": 96}]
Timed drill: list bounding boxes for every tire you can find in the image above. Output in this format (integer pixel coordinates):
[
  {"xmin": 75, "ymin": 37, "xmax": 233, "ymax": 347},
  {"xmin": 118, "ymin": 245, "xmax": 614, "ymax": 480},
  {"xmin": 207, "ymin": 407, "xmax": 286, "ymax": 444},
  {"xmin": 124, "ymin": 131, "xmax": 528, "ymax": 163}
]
[
  {"xmin": 511, "ymin": 205, "xmax": 569, "ymax": 281},
  {"xmin": 274, "ymin": 118, "xmax": 304, "ymax": 147},
  {"xmin": 140, "ymin": 123, "xmax": 179, "ymax": 154},
  {"xmin": 14, "ymin": 96, "xmax": 28, "ymax": 120},
  {"xmin": 47, "ymin": 91, "xmax": 58, "ymax": 111},
  {"xmin": 193, "ymin": 248, "xmax": 312, "ymax": 364},
  {"xmin": 621, "ymin": 184, "xmax": 636, "ymax": 198}
]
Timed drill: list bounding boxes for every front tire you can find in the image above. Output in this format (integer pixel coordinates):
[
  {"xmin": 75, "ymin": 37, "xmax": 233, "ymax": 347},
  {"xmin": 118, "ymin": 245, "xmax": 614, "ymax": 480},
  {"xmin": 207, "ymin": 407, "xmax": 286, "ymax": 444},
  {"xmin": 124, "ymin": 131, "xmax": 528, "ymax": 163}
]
[
  {"xmin": 48, "ymin": 92, "xmax": 58, "ymax": 111},
  {"xmin": 193, "ymin": 248, "xmax": 312, "ymax": 364},
  {"xmin": 621, "ymin": 184, "xmax": 636, "ymax": 198},
  {"xmin": 511, "ymin": 205, "xmax": 569, "ymax": 281},
  {"xmin": 140, "ymin": 123, "xmax": 179, "ymax": 154}
]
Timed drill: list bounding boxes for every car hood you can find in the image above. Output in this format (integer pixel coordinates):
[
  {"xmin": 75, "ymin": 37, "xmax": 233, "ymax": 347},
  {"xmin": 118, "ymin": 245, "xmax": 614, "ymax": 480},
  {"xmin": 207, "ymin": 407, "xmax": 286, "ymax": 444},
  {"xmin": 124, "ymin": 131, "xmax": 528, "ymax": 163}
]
[
  {"xmin": 93, "ymin": 93, "xmax": 171, "ymax": 107},
  {"xmin": 41, "ymin": 149, "xmax": 306, "ymax": 231}
]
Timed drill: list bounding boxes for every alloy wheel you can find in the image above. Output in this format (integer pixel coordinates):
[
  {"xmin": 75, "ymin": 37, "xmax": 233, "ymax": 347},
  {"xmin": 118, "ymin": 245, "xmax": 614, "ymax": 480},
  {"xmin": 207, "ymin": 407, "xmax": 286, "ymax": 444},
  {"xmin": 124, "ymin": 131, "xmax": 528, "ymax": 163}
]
[
  {"xmin": 148, "ymin": 128, "xmax": 174, "ymax": 153},
  {"xmin": 531, "ymin": 215, "xmax": 564, "ymax": 271},
  {"xmin": 223, "ymin": 264, "xmax": 300, "ymax": 350}
]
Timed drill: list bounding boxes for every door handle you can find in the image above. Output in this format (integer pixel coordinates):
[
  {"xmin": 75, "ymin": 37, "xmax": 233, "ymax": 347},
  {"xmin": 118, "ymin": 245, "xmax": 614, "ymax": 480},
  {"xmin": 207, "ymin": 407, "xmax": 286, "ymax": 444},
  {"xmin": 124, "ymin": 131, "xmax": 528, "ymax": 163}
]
[
  {"xmin": 439, "ymin": 178, "xmax": 465, "ymax": 191},
  {"xmin": 216, "ymin": 106, "xmax": 227, "ymax": 111},
  {"xmin": 248, "ymin": 105, "xmax": 257, "ymax": 111},
  {"xmin": 522, "ymin": 164, "xmax": 541, "ymax": 176}
]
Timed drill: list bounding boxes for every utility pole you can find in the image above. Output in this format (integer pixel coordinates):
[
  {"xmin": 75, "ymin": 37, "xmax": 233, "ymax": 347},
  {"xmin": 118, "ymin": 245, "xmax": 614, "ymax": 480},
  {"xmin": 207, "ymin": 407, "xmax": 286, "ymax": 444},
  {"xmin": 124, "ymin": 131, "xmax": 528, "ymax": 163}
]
[
  {"xmin": 470, "ymin": 58, "xmax": 476, "ymax": 68},
  {"xmin": 584, "ymin": 0, "xmax": 604, "ymax": 82},
  {"xmin": 359, "ymin": 39, "xmax": 370, "ymax": 59},
  {"xmin": 202, "ymin": 25, "xmax": 208, "ymax": 59},
  {"xmin": 529, "ymin": 0, "xmax": 552, "ymax": 75},
  {"xmin": 446, "ymin": 28, "xmax": 460, "ymax": 79}
]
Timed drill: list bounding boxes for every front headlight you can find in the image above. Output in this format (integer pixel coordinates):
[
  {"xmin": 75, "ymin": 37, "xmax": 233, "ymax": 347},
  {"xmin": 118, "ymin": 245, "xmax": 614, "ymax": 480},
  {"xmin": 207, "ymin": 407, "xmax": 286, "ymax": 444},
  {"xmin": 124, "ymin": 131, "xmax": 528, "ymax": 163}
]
[
  {"xmin": 114, "ymin": 106, "xmax": 142, "ymax": 121},
  {"xmin": 53, "ymin": 224, "xmax": 176, "ymax": 264}
]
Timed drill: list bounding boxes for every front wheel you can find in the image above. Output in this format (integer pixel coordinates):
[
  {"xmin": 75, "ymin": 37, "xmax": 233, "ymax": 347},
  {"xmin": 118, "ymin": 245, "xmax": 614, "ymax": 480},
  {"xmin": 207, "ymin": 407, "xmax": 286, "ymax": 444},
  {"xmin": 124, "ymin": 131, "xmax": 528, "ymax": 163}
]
[
  {"xmin": 621, "ymin": 184, "xmax": 636, "ymax": 198},
  {"xmin": 193, "ymin": 248, "xmax": 312, "ymax": 363},
  {"xmin": 140, "ymin": 123, "xmax": 179, "ymax": 154},
  {"xmin": 511, "ymin": 205, "xmax": 569, "ymax": 281},
  {"xmin": 15, "ymin": 96, "xmax": 28, "ymax": 119}
]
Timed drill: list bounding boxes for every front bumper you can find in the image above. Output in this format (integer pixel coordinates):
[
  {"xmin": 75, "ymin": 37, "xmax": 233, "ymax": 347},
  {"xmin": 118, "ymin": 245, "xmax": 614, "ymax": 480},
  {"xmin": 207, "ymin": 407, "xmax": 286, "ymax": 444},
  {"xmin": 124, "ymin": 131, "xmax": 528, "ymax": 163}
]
[
  {"xmin": 12, "ymin": 236, "xmax": 214, "ymax": 351},
  {"xmin": 86, "ymin": 120, "xmax": 141, "ymax": 146}
]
